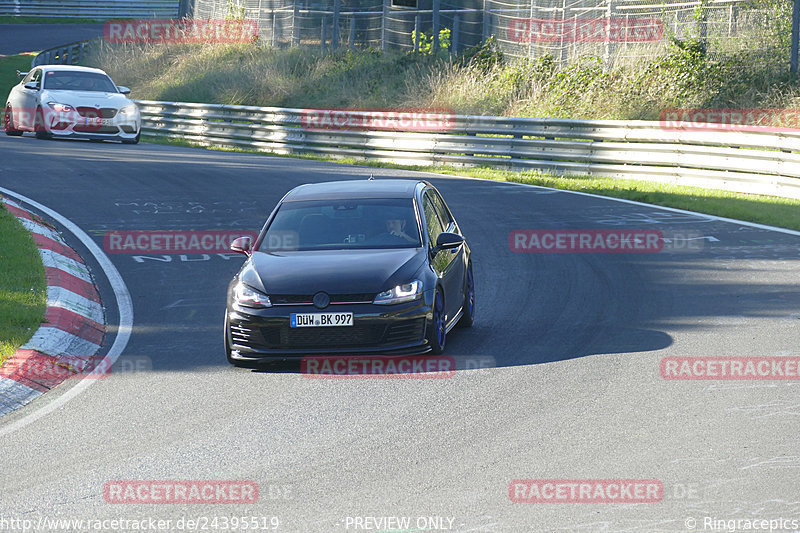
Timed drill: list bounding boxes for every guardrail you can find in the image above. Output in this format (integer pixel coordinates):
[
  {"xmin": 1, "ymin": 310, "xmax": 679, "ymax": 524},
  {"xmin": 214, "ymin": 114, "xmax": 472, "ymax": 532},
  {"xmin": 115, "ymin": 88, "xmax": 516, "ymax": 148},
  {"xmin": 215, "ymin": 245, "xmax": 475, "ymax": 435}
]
[
  {"xmin": 31, "ymin": 38, "xmax": 101, "ymax": 68},
  {"xmin": 135, "ymin": 100, "xmax": 800, "ymax": 200}
]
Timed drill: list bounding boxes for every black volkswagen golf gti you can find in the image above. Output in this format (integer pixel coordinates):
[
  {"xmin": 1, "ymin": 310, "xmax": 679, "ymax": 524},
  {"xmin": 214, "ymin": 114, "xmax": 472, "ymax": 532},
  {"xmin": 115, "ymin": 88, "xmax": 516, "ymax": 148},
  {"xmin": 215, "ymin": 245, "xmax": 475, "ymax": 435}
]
[{"xmin": 224, "ymin": 179, "xmax": 474, "ymax": 366}]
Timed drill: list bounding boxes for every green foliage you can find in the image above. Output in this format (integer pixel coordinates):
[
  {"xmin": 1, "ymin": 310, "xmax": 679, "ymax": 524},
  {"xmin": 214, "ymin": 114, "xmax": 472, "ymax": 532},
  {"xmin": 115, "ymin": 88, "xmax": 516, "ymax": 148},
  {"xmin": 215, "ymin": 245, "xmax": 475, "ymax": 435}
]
[
  {"xmin": 411, "ymin": 27, "xmax": 451, "ymax": 55},
  {"xmin": 458, "ymin": 36, "xmax": 504, "ymax": 71},
  {"xmin": 225, "ymin": 0, "xmax": 246, "ymax": 20}
]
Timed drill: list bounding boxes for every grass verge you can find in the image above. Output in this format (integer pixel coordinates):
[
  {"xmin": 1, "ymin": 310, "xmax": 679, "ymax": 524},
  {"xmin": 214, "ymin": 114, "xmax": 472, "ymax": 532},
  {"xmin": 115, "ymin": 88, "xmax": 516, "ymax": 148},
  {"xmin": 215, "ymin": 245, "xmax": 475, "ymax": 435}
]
[
  {"xmin": 0, "ymin": 203, "xmax": 46, "ymax": 365},
  {"xmin": 144, "ymin": 135, "xmax": 800, "ymax": 232},
  {"xmin": 0, "ymin": 53, "xmax": 34, "ymax": 99}
]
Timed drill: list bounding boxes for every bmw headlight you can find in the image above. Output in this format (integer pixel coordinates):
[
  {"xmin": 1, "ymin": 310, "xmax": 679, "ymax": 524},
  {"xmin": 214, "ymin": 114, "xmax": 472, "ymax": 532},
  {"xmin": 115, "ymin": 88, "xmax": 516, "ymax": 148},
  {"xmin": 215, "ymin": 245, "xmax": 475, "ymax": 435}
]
[
  {"xmin": 119, "ymin": 104, "xmax": 138, "ymax": 116},
  {"xmin": 46, "ymin": 102, "xmax": 74, "ymax": 113},
  {"xmin": 233, "ymin": 281, "xmax": 272, "ymax": 308},
  {"xmin": 373, "ymin": 280, "xmax": 423, "ymax": 305}
]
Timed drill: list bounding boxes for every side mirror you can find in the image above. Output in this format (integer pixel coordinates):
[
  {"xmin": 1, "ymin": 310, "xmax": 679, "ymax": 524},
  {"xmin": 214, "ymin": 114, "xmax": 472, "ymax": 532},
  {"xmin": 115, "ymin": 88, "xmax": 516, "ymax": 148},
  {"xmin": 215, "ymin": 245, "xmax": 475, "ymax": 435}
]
[
  {"xmin": 24, "ymin": 82, "xmax": 39, "ymax": 90},
  {"xmin": 117, "ymin": 86, "xmax": 131, "ymax": 95},
  {"xmin": 231, "ymin": 236, "xmax": 252, "ymax": 255},
  {"xmin": 432, "ymin": 232, "xmax": 464, "ymax": 254}
]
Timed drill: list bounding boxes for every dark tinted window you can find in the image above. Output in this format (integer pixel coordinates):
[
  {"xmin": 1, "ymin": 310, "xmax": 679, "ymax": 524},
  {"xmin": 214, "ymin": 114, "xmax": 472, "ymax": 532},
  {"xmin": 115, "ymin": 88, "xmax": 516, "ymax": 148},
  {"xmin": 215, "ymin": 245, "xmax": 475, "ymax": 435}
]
[
  {"xmin": 44, "ymin": 71, "xmax": 118, "ymax": 92},
  {"xmin": 430, "ymin": 189, "xmax": 453, "ymax": 230},
  {"xmin": 422, "ymin": 192, "xmax": 444, "ymax": 248},
  {"xmin": 260, "ymin": 198, "xmax": 421, "ymax": 251}
]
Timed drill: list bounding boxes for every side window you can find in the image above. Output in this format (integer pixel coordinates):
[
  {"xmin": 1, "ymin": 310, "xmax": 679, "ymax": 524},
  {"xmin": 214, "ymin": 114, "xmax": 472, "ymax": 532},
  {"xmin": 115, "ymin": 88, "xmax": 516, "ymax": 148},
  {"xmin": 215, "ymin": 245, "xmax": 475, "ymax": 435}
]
[
  {"xmin": 422, "ymin": 192, "xmax": 444, "ymax": 248},
  {"xmin": 430, "ymin": 190, "xmax": 453, "ymax": 230},
  {"xmin": 23, "ymin": 70, "xmax": 40, "ymax": 85}
]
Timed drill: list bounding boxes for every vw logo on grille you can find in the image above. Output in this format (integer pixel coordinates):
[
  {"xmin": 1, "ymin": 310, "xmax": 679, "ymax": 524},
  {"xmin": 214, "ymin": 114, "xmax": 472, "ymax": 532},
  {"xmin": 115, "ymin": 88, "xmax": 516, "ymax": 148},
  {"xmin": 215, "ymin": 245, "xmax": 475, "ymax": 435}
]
[{"xmin": 313, "ymin": 292, "xmax": 330, "ymax": 309}]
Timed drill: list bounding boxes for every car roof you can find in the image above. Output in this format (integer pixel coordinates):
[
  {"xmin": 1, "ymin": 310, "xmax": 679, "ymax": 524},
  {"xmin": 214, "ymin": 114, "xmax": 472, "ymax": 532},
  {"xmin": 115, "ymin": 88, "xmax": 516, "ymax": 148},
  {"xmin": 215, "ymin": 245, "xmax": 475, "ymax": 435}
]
[
  {"xmin": 283, "ymin": 179, "xmax": 425, "ymax": 202},
  {"xmin": 37, "ymin": 65, "xmax": 108, "ymax": 74}
]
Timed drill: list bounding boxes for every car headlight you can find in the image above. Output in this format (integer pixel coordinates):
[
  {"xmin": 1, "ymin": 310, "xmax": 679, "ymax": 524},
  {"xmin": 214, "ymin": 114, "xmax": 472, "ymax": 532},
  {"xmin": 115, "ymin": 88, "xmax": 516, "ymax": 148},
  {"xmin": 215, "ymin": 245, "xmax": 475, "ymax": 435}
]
[
  {"xmin": 233, "ymin": 281, "xmax": 272, "ymax": 308},
  {"xmin": 373, "ymin": 280, "xmax": 423, "ymax": 305},
  {"xmin": 119, "ymin": 104, "xmax": 138, "ymax": 116},
  {"xmin": 46, "ymin": 102, "xmax": 73, "ymax": 113}
]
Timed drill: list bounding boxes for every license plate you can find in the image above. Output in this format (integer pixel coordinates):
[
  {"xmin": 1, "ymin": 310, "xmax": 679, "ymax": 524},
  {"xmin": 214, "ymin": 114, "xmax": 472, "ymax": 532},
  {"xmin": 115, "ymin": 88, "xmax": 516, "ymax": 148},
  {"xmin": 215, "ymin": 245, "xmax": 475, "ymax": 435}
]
[
  {"xmin": 85, "ymin": 118, "xmax": 112, "ymax": 126},
  {"xmin": 291, "ymin": 312, "xmax": 353, "ymax": 327}
]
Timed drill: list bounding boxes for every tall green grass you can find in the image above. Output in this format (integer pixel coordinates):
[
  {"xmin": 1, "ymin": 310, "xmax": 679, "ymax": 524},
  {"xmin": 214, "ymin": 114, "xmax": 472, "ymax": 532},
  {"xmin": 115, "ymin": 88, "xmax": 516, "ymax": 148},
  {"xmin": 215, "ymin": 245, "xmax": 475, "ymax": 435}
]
[
  {"xmin": 0, "ymin": 205, "xmax": 46, "ymax": 364},
  {"xmin": 85, "ymin": 14, "xmax": 799, "ymax": 121}
]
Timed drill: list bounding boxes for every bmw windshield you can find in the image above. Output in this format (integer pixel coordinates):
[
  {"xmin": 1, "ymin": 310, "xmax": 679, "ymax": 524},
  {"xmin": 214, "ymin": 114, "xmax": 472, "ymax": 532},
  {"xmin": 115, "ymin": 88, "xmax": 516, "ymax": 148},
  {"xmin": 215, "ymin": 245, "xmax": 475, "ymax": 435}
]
[
  {"xmin": 43, "ymin": 70, "xmax": 119, "ymax": 92},
  {"xmin": 259, "ymin": 198, "xmax": 422, "ymax": 251}
]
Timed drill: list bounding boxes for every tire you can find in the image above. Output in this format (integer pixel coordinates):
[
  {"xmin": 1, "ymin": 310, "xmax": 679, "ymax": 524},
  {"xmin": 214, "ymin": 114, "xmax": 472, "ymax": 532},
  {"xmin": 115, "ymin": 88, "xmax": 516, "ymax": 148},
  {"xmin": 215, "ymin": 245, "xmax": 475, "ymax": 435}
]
[
  {"xmin": 457, "ymin": 263, "xmax": 475, "ymax": 328},
  {"xmin": 33, "ymin": 107, "xmax": 52, "ymax": 139},
  {"xmin": 3, "ymin": 106, "xmax": 22, "ymax": 136},
  {"xmin": 426, "ymin": 288, "xmax": 447, "ymax": 355},
  {"xmin": 122, "ymin": 131, "xmax": 140, "ymax": 145}
]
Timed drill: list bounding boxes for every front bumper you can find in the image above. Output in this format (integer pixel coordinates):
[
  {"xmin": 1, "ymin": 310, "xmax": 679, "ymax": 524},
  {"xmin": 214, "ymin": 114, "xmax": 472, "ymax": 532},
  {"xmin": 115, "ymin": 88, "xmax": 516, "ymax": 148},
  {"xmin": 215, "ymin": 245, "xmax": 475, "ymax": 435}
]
[
  {"xmin": 43, "ymin": 108, "xmax": 140, "ymax": 140},
  {"xmin": 227, "ymin": 298, "xmax": 432, "ymax": 361}
]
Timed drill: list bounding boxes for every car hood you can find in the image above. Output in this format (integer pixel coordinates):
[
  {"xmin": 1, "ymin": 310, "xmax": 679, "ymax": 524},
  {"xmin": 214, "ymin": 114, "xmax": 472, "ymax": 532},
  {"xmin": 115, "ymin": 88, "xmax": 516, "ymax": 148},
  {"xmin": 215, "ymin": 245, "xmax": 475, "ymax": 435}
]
[
  {"xmin": 240, "ymin": 248, "xmax": 427, "ymax": 296},
  {"xmin": 40, "ymin": 90, "xmax": 133, "ymax": 109}
]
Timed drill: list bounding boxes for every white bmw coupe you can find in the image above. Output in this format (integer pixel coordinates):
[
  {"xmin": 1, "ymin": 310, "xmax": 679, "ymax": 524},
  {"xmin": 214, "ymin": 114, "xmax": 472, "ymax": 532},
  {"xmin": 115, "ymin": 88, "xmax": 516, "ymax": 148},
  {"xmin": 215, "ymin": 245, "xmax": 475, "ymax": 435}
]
[{"xmin": 3, "ymin": 65, "xmax": 141, "ymax": 144}]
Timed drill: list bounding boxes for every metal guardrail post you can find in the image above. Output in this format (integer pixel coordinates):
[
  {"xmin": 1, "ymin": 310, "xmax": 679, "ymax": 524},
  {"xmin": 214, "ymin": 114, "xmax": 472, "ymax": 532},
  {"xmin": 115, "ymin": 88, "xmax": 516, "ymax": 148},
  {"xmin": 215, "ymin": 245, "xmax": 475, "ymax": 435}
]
[
  {"xmin": 332, "ymin": 0, "xmax": 340, "ymax": 51},
  {"xmin": 432, "ymin": 0, "xmax": 440, "ymax": 52},
  {"xmin": 272, "ymin": 10, "xmax": 278, "ymax": 47},
  {"xmin": 349, "ymin": 17, "xmax": 356, "ymax": 48},
  {"xmin": 292, "ymin": 3, "xmax": 300, "ymax": 46},
  {"xmin": 414, "ymin": 15, "xmax": 421, "ymax": 52},
  {"xmin": 482, "ymin": 0, "xmax": 488, "ymax": 42},
  {"xmin": 452, "ymin": 14, "xmax": 459, "ymax": 55},
  {"xmin": 792, "ymin": 0, "xmax": 800, "ymax": 73},
  {"xmin": 381, "ymin": 0, "xmax": 389, "ymax": 52}
]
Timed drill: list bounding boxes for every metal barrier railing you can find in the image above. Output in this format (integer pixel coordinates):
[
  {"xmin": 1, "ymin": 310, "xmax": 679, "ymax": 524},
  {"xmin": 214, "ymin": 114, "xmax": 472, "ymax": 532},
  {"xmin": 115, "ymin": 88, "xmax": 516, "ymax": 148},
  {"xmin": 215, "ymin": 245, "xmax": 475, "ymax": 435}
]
[
  {"xmin": 134, "ymin": 100, "xmax": 800, "ymax": 200},
  {"xmin": 30, "ymin": 38, "xmax": 102, "ymax": 68}
]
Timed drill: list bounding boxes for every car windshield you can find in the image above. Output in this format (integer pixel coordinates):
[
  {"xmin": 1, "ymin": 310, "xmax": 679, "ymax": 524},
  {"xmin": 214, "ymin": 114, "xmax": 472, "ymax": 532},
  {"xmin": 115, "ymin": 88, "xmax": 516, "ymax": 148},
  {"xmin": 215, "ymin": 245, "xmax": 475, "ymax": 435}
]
[
  {"xmin": 260, "ymin": 198, "xmax": 422, "ymax": 251},
  {"xmin": 43, "ymin": 70, "xmax": 118, "ymax": 92}
]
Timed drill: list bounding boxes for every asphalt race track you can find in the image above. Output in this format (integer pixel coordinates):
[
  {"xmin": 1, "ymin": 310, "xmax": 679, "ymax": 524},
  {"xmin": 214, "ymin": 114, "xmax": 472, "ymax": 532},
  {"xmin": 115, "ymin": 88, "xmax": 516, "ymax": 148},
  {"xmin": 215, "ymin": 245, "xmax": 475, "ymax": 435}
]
[
  {"xmin": 0, "ymin": 25, "xmax": 104, "ymax": 56},
  {"xmin": 0, "ymin": 134, "xmax": 798, "ymax": 532}
]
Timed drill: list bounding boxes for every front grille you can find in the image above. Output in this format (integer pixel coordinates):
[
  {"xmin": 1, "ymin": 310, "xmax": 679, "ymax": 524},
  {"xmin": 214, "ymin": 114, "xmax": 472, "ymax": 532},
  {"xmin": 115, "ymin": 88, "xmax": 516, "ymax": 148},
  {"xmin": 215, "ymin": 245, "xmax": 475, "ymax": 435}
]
[
  {"xmin": 270, "ymin": 293, "xmax": 375, "ymax": 305},
  {"xmin": 75, "ymin": 107, "xmax": 117, "ymax": 118},
  {"xmin": 385, "ymin": 318, "xmax": 426, "ymax": 345},
  {"xmin": 74, "ymin": 125, "xmax": 119, "ymax": 134},
  {"xmin": 76, "ymin": 107, "xmax": 98, "ymax": 118},
  {"xmin": 261, "ymin": 324, "xmax": 385, "ymax": 348}
]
